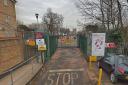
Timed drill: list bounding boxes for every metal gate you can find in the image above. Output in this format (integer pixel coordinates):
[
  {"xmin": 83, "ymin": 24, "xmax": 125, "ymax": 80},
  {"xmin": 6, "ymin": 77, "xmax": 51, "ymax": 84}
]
[{"xmin": 58, "ymin": 35, "xmax": 78, "ymax": 48}]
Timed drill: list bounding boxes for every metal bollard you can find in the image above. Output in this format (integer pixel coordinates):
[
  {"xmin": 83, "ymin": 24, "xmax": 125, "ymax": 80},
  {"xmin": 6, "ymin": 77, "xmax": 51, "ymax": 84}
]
[
  {"xmin": 98, "ymin": 68, "xmax": 103, "ymax": 85},
  {"xmin": 89, "ymin": 60, "xmax": 92, "ymax": 70},
  {"xmin": 10, "ymin": 69, "xmax": 14, "ymax": 85},
  {"xmin": 89, "ymin": 56, "xmax": 92, "ymax": 70}
]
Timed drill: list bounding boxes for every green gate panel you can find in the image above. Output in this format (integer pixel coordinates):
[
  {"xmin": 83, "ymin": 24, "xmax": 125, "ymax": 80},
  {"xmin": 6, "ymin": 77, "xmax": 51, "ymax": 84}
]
[
  {"xmin": 44, "ymin": 35, "xmax": 57, "ymax": 63},
  {"xmin": 78, "ymin": 35, "xmax": 87, "ymax": 56}
]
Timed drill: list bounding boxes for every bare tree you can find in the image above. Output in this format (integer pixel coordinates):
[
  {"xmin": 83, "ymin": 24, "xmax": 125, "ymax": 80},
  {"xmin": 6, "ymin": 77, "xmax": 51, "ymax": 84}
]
[
  {"xmin": 76, "ymin": 0, "xmax": 127, "ymax": 30},
  {"xmin": 42, "ymin": 8, "xmax": 64, "ymax": 35}
]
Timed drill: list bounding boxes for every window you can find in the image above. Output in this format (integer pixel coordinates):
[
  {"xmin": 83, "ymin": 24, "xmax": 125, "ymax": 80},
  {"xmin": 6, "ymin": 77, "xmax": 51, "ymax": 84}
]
[{"xmin": 4, "ymin": 0, "xmax": 8, "ymax": 6}]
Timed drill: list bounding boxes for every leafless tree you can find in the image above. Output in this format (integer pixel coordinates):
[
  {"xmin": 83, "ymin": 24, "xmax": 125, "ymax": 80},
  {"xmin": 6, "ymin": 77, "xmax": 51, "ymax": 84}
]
[
  {"xmin": 42, "ymin": 8, "xmax": 64, "ymax": 35},
  {"xmin": 76, "ymin": 0, "xmax": 128, "ymax": 31}
]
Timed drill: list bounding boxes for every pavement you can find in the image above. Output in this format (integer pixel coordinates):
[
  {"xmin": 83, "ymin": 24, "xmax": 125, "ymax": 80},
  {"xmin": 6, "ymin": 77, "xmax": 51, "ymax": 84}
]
[
  {"xmin": 0, "ymin": 58, "xmax": 42, "ymax": 85},
  {"xmin": 29, "ymin": 48, "xmax": 93, "ymax": 85}
]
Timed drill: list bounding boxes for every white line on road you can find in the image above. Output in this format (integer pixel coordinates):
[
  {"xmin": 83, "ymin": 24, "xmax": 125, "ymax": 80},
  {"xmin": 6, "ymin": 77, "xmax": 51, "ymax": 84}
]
[{"xmin": 48, "ymin": 68, "xmax": 84, "ymax": 73}]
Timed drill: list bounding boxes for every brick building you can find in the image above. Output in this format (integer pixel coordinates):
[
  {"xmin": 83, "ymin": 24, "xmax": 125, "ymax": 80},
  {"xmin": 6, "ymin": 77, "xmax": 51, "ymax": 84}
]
[
  {"xmin": 0, "ymin": 0, "xmax": 17, "ymax": 37},
  {"xmin": 0, "ymin": 0, "xmax": 24, "ymax": 73}
]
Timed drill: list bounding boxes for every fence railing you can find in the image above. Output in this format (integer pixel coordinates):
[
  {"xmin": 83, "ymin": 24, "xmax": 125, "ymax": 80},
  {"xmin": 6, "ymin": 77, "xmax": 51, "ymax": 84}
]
[
  {"xmin": 78, "ymin": 35, "xmax": 87, "ymax": 56},
  {"xmin": 21, "ymin": 31, "xmax": 58, "ymax": 63},
  {"xmin": 44, "ymin": 35, "xmax": 58, "ymax": 62},
  {"xmin": 0, "ymin": 56, "xmax": 43, "ymax": 85}
]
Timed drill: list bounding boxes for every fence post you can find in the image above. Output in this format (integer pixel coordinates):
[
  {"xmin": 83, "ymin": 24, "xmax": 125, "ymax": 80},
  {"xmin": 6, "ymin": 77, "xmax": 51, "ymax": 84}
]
[
  {"xmin": 10, "ymin": 69, "xmax": 13, "ymax": 85},
  {"xmin": 47, "ymin": 35, "xmax": 50, "ymax": 60}
]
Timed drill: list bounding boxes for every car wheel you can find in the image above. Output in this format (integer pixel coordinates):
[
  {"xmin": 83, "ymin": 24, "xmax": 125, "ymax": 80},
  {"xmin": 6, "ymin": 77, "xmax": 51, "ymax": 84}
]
[{"xmin": 110, "ymin": 72, "xmax": 117, "ymax": 83}]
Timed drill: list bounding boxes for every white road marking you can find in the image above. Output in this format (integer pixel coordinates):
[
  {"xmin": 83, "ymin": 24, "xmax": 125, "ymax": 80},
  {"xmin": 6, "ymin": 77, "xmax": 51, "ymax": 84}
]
[
  {"xmin": 47, "ymin": 72, "xmax": 79, "ymax": 85},
  {"xmin": 48, "ymin": 68, "xmax": 84, "ymax": 73},
  {"xmin": 63, "ymin": 73, "xmax": 71, "ymax": 85}
]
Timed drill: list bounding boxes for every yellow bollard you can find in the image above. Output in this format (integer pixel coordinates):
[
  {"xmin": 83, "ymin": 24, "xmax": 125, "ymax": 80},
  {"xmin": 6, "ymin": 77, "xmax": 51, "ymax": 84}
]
[
  {"xmin": 89, "ymin": 59, "xmax": 92, "ymax": 70},
  {"xmin": 98, "ymin": 68, "xmax": 103, "ymax": 85}
]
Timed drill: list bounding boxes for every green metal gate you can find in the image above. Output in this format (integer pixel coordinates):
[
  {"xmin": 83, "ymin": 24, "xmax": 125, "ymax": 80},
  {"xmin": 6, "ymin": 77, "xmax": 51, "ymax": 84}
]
[
  {"xmin": 44, "ymin": 35, "xmax": 58, "ymax": 62},
  {"xmin": 78, "ymin": 35, "xmax": 87, "ymax": 56}
]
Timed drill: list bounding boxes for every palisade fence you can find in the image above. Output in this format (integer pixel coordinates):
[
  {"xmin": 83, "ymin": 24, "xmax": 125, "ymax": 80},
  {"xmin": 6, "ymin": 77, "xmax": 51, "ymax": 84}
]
[
  {"xmin": 44, "ymin": 35, "xmax": 58, "ymax": 62},
  {"xmin": 106, "ymin": 42, "xmax": 128, "ymax": 56},
  {"xmin": 22, "ymin": 31, "xmax": 35, "ymax": 60},
  {"xmin": 106, "ymin": 32, "xmax": 128, "ymax": 56},
  {"xmin": 117, "ymin": 43, "xmax": 128, "ymax": 56},
  {"xmin": 22, "ymin": 31, "xmax": 58, "ymax": 62},
  {"xmin": 78, "ymin": 35, "xmax": 87, "ymax": 56}
]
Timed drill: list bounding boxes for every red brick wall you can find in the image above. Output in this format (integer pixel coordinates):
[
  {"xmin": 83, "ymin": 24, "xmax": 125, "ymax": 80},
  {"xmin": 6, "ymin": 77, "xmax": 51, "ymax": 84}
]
[
  {"xmin": 0, "ymin": 39, "xmax": 24, "ymax": 73},
  {"xmin": 0, "ymin": 0, "xmax": 17, "ymax": 37}
]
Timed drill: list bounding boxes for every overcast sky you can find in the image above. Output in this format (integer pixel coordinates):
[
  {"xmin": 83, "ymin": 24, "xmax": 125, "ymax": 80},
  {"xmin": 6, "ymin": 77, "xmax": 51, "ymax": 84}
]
[{"xmin": 16, "ymin": 0, "xmax": 82, "ymax": 28}]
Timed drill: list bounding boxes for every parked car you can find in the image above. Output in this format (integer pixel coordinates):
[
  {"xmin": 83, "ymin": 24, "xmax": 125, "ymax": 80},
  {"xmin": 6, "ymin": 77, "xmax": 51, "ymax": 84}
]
[{"xmin": 97, "ymin": 53, "xmax": 128, "ymax": 83}]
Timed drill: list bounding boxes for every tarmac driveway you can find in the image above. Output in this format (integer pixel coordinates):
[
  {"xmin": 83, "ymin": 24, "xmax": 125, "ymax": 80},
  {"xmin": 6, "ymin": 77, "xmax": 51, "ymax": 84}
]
[{"xmin": 29, "ymin": 48, "xmax": 92, "ymax": 85}]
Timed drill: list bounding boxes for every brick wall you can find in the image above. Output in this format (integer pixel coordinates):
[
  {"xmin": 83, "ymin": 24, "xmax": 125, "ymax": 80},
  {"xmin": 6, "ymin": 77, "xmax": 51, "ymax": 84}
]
[
  {"xmin": 0, "ymin": 39, "xmax": 24, "ymax": 73},
  {"xmin": 0, "ymin": 0, "xmax": 17, "ymax": 37},
  {"xmin": 0, "ymin": 1, "xmax": 24, "ymax": 73}
]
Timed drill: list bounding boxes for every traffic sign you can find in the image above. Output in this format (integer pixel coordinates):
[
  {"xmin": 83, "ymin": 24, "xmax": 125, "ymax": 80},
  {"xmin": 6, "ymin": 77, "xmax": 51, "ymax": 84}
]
[{"xmin": 106, "ymin": 43, "xmax": 116, "ymax": 48}]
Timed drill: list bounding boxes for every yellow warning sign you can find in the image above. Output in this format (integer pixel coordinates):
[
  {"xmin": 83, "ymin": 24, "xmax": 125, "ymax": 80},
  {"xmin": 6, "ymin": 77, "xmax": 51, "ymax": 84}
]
[
  {"xmin": 38, "ymin": 45, "xmax": 47, "ymax": 51},
  {"xmin": 26, "ymin": 39, "xmax": 35, "ymax": 46}
]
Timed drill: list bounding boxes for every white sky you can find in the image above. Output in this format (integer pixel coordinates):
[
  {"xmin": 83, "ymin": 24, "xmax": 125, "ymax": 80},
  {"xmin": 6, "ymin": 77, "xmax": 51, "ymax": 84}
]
[{"xmin": 16, "ymin": 0, "xmax": 82, "ymax": 28}]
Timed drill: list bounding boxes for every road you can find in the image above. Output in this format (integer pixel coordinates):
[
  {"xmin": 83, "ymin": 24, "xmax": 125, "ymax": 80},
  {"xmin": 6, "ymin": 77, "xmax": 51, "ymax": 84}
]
[
  {"xmin": 28, "ymin": 48, "xmax": 92, "ymax": 85},
  {"xmin": 28, "ymin": 48, "xmax": 128, "ymax": 85}
]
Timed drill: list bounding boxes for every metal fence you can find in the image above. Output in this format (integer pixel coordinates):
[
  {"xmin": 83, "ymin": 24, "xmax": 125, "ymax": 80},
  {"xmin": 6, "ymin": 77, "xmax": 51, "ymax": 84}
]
[
  {"xmin": 21, "ymin": 31, "xmax": 35, "ymax": 60},
  {"xmin": 115, "ymin": 43, "xmax": 128, "ymax": 56},
  {"xmin": 119, "ymin": 43, "xmax": 128, "ymax": 56},
  {"xmin": 0, "ymin": 32, "xmax": 58, "ymax": 85},
  {"xmin": 0, "ymin": 57, "xmax": 43, "ymax": 85},
  {"xmin": 21, "ymin": 31, "xmax": 58, "ymax": 63},
  {"xmin": 78, "ymin": 35, "xmax": 87, "ymax": 56},
  {"xmin": 44, "ymin": 35, "xmax": 58, "ymax": 62}
]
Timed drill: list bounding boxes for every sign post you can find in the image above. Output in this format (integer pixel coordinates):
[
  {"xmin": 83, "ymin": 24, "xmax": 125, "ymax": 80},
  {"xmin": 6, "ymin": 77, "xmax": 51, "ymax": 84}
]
[{"xmin": 36, "ymin": 38, "xmax": 46, "ymax": 64}]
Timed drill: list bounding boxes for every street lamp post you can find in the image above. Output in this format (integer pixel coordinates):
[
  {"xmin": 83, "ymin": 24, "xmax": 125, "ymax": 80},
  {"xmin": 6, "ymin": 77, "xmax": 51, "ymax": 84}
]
[
  {"xmin": 35, "ymin": 13, "xmax": 39, "ymax": 23},
  {"xmin": 35, "ymin": 13, "xmax": 44, "ymax": 64}
]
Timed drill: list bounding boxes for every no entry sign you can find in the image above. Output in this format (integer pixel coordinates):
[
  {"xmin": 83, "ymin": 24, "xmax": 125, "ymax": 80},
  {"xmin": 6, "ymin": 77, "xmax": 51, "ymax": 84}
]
[{"xmin": 106, "ymin": 43, "xmax": 116, "ymax": 48}]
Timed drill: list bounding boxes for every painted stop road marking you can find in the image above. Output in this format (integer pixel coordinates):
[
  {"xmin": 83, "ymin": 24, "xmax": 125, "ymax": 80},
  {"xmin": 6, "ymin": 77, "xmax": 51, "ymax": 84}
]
[{"xmin": 45, "ymin": 68, "xmax": 84, "ymax": 85}]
